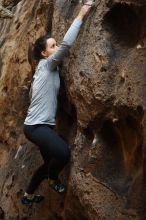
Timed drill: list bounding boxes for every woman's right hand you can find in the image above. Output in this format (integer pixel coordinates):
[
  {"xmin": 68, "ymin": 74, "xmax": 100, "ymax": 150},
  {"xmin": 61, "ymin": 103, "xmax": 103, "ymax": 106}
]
[{"xmin": 77, "ymin": 1, "xmax": 95, "ymax": 20}]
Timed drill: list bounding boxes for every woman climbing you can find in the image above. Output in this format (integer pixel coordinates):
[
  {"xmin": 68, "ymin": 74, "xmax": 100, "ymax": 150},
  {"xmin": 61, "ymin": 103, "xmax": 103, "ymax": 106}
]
[{"xmin": 21, "ymin": 0, "xmax": 95, "ymax": 205}]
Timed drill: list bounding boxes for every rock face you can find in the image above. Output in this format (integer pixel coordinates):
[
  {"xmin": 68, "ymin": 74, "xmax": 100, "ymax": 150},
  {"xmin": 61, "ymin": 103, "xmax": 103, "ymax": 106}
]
[{"xmin": 0, "ymin": 0, "xmax": 146, "ymax": 219}]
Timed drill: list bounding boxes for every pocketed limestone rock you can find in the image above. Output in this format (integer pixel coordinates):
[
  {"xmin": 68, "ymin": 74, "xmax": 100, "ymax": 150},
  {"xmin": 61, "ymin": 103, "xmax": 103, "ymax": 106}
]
[{"xmin": 0, "ymin": 0, "xmax": 146, "ymax": 219}]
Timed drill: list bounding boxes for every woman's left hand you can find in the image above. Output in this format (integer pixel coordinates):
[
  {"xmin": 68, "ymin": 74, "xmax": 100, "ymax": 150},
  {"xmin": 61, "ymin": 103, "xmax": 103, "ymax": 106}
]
[{"xmin": 77, "ymin": 0, "xmax": 95, "ymax": 20}]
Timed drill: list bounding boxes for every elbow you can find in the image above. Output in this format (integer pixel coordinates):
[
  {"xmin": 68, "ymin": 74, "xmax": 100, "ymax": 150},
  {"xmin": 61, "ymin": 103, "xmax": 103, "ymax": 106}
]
[{"xmin": 61, "ymin": 40, "xmax": 72, "ymax": 48}]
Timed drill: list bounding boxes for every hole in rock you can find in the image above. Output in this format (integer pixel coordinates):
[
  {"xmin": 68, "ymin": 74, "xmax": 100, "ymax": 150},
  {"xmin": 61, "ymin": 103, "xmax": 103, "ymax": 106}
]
[
  {"xmin": 3, "ymin": 0, "xmax": 21, "ymax": 8},
  {"xmin": 70, "ymin": 0, "xmax": 79, "ymax": 4},
  {"xmin": 10, "ymin": 130, "xmax": 17, "ymax": 139},
  {"xmin": 103, "ymin": 3, "xmax": 141, "ymax": 47},
  {"xmin": 80, "ymin": 113, "xmax": 143, "ymax": 196},
  {"xmin": 2, "ymin": 86, "xmax": 8, "ymax": 93},
  {"xmin": 0, "ymin": 207, "xmax": 4, "ymax": 219},
  {"xmin": 95, "ymin": 116, "xmax": 142, "ymax": 195},
  {"xmin": 83, "ymin": 126, "xmax": 94, "ymax": 143}
]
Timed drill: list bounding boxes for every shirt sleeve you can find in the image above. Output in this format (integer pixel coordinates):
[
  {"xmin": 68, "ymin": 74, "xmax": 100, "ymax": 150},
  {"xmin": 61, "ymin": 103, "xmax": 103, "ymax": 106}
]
[{"xmin": 47, "ymin": 18, "xmax": 83, "ymax": 70}]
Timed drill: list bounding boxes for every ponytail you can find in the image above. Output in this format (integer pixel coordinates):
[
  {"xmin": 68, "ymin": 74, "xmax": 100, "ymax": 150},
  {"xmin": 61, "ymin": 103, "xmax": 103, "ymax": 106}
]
[{"xmin": 28, "ymin": 42, "xmax": 37, "ymax": 77}]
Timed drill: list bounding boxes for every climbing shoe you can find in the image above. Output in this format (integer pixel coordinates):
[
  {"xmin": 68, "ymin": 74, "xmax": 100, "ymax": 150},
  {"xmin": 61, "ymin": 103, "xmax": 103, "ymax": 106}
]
[
  {"xmin": 49, "ymin": 179, "xmax": 66, "ymax": 194},
  {"xmin": 21, "ymin": 194, "xmax": 44, "ymax": 205}
]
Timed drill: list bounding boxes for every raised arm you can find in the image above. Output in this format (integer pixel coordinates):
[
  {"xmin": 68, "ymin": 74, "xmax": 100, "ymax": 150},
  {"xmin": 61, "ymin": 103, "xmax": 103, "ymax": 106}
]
[{"xmin": 47, "ymin": 1, "xmax": 95, "ymax": 69}]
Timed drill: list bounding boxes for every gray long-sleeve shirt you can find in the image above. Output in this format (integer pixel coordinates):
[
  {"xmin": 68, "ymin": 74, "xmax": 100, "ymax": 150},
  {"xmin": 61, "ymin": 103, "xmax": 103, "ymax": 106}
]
[{"xmin": 24, "ymin": 18, "xmax": 83, "ymax": 125}]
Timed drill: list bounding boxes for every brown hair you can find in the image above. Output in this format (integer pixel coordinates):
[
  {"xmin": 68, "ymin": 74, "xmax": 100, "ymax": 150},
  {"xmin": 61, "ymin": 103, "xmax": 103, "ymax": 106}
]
[
  {"xmin": 28, "ymin": 42, "xmax": 37, "ymax": 76},
  {"xmin": 28, "ymin": 34, "xmax": 51, "ymax": 76}
]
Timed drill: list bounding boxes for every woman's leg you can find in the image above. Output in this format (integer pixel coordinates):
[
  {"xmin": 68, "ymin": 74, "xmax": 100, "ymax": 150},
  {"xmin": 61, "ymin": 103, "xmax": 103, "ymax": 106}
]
[
  {"xmin": 26, "ymin": 124, "xmax": 70, "ymax": 180},
  {"xmin": 23, "ymin": 124, "xmax": 70, "ymax": 191},
  {"xmin": 23, "ymin": 125, "xmax": 51, "ymax": 194},
  {"xmin": 26, "ymin": 163, "xmax": 49, "ymax": 194}
]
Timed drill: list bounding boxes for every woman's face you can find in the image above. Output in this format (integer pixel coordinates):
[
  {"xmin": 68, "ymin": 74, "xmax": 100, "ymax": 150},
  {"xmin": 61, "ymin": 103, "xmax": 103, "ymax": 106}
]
[{"xmin": 41, "ymin": 38, "xmax": 59, "ymax": 58}]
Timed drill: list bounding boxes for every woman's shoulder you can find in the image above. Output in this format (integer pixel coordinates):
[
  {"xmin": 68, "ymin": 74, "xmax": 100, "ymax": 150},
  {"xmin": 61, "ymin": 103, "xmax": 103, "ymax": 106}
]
[
  {"xmin": 36, "ymin": 58, "xmax": 59, "ymax": 72},
  {"xmin": 36, "ymin": 59, "xmax": 48, "ymax": 70}
]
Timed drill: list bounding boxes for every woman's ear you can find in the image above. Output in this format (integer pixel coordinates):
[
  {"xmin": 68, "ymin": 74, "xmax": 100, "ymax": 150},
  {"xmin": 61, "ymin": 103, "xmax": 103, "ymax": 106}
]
[{"xmin": 41, "ymin": 50, "xmax": 47, "ymax": 58}]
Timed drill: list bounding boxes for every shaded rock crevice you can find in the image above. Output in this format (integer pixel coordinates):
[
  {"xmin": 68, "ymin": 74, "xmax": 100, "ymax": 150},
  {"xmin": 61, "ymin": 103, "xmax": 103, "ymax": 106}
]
[{"xmin": 0, "ymin": 0, "xmax": 146, "ymax": 219}]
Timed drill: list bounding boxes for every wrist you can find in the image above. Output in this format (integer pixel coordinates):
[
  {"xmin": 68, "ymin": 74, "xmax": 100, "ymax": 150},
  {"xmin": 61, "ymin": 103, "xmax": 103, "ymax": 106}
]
[{"xmin": 76, "ymin": 14, "xmax": 84, "ymax": 21}]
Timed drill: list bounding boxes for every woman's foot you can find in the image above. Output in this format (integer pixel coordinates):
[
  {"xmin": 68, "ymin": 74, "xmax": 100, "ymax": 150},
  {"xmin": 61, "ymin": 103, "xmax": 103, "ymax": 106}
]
[
  {"xmin": 48, "ymin": 179, "xmax": 66, "ymax": 194},
  {"xmin": 21, "ymin": 194, "xmax": 44, "ymax": 205}
]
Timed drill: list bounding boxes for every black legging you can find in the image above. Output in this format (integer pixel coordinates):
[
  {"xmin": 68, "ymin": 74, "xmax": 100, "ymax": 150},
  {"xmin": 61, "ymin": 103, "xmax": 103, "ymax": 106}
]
[{"xmin": 23, "ymin": 124, "xmax": 70, "ymax": 194}]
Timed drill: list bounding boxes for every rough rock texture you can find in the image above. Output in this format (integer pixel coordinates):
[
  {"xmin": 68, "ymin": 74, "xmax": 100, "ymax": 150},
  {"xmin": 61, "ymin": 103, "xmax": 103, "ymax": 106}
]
[{"xmin": 0, "ymin": 0, "xmax": 146, "ymax": 219}]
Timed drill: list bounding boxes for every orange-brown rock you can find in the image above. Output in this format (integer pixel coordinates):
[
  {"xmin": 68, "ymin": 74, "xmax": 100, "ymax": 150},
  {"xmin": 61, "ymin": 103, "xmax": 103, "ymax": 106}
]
[{"xmin": 0, "ymin": 0, "xmax": 146, "ymax": 219}]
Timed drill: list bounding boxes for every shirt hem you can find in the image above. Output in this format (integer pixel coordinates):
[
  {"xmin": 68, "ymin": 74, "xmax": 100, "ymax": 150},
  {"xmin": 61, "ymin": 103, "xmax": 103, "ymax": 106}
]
[{"xmin": 24, "ymin": 122, "xmax": 56, "ymax": 126}]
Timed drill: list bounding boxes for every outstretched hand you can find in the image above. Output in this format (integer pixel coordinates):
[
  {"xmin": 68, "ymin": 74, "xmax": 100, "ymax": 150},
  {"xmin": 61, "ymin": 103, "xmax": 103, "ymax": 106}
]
[
  {"xmin": 83, "ymin": 0, "xmax": 95, "ymax": 6},
  {"xmin": 77, "ymin": 0, "xmax": 95, "ymax": 20}
]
